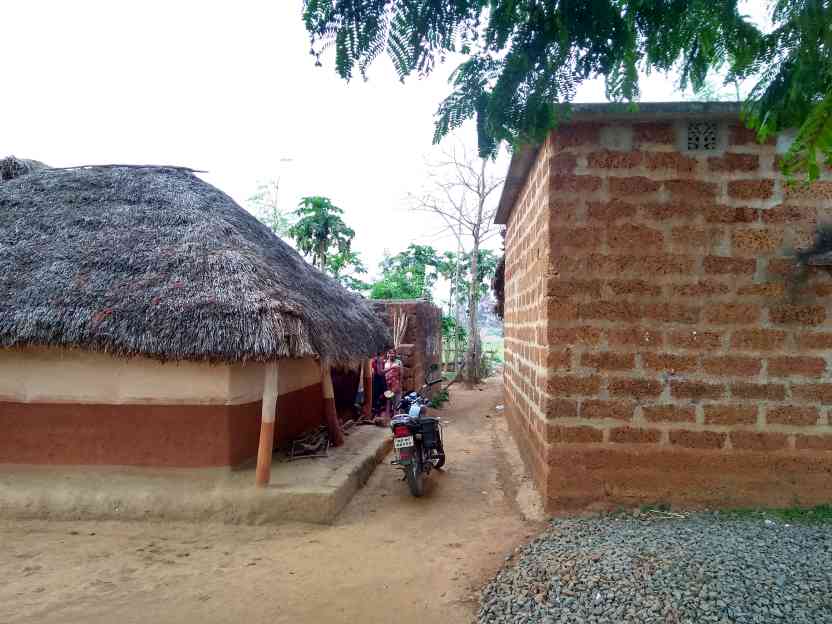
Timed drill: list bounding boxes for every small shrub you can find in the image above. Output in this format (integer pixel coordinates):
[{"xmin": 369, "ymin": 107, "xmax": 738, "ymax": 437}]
[{"xmin": 430, "ymin": 389, "xmax": 449, "ymax": 409}]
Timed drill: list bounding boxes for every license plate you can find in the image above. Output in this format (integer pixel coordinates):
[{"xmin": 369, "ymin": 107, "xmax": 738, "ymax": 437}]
[{"xmin": 394, "ymin": 435, "xmax": 414, "ymax": 449}]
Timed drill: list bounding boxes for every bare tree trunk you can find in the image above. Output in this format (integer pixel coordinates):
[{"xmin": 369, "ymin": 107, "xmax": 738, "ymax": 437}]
[
  {"xmin": 453, "ymin": 226, "xmax": 463, "ymax": 377},
  {"xmin": 464, "ymin": 237, "xmax": 481, "ymax": 388}
]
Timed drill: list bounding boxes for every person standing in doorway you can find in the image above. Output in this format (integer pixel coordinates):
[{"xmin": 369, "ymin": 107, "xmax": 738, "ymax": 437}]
[{"xmin": 371, "ymin": 351, "xmax": 387, "ymax": 415}]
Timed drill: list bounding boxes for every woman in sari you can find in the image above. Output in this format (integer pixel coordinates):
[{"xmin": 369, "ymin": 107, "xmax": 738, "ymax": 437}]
[{"xmin": 384, "ymin": 349, "xmax": 403, "ymax": 412}]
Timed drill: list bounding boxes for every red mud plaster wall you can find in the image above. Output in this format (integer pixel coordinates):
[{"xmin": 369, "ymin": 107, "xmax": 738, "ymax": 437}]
[
  {"xmin": 0, "ymin": 384, "xmax": 323, "ymax": 468},
  {"xmin": 516, "ymin": 118, "xmax": 832, "ymax": 510}
]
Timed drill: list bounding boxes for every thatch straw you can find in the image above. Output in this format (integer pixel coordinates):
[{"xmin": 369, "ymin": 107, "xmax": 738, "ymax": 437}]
[{"xmin": 0, "ymin": 158, "xmax": 390, "ymax": 363}]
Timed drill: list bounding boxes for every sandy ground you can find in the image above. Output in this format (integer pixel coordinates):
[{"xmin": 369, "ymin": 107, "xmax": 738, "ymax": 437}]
[{"xmin": 0, "ymin": 377, "xmax": 543, "ymax": 624}]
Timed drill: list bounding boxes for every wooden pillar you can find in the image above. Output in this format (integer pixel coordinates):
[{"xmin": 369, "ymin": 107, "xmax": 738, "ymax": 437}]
[
  {"xmin": 321, "ymin": 357, "xmax": 344, "ymax": 447},
  {"xmin": 362, "ymin": 357, "xmax": 373, "ymax": 419},
  {"xmin": 255, "ymin": 362, "xmax": 279, "ymax": 487}
]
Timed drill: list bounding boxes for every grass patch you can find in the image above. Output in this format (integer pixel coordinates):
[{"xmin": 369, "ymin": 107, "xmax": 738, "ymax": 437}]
[{"xmin": 718, "ymin": 504, "xmax": 832, "ymax": 524}]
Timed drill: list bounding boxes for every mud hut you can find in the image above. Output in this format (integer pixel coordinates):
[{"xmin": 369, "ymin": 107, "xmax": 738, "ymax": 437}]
[{"xmin": 0, "ymin": 157, "xmax": 389, "ymax": 484}]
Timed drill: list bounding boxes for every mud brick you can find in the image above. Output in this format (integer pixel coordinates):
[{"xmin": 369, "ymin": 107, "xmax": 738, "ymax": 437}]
[
  {"xmin": 551, "ymin": 152, "xmax": 578, "ymax": 172},
  {"xmin": 610, "ymin": 427, "xmax": 661, "ymax": 444},
  {"xmin": 578, "ymin": 301, "xmax": 641, "ymax": 322},
  {"xmin": 609, "ymin": 378, "xmax": 663, "ymax": 400},
  {"xmin": 608, "ymin": 280, "xmax": 662, "ymax": 297},
  {"xmin": 669, "ymin": 430, "xmax": 726, "ymax": 449},
  {"xmin": 769, "ymin": 304, "xmax": 826, "ymax": 326},
  {"xmin": 732, "ymin": 228, "xmax": 783, "ymax": 255},
  {"xmin": 607, "ymin": 327, "xmax": 663, "ymax": 349},
  {"xmin": 668, "ymin": 330, "xmax": 722, "ymax": 351},
  {"xmin": 768, "ymin": 356, "xmax": 826, "ymax": 378},
  {"xmin": 642, "ymin": 405, "xmax": 696, "ymax": 423},
  {"xmin": 581, "ymin": 400, "xmax": 635, "ymax": 421},
  {"xmin": 609, "ymin": 176, "xmax": 661, "ymax": 195},
  {"xmin": 644, "ymin": 151, "xmax": 697, "ymax": 173},
  {"xmin": 670, "ymin": 381, "xmax": 724, "ymax": 400},
  {"xmin": 665, "ymin": 179, "xmax": 718, "ymax": 199},
  {"xmin": 704, "ymin": 206, "xmax": 760, "ymax": 224},
  {"xmin": 546, "ymin": 375, "xmax": 601, "ymax": 397},
  {"xmin": 672, "ymin": 281, "xmax": 730, "ymax": 297},
  {"xmin": 634, "ymin": 122, "xmax": 675, "ymax": 145},
  {"xmin": 731, "ymin": 431, "xmax": 788, "ymax": 451},
  {"xmin": 587, "ymin": 150, "xmax": 642, "ymax": 169},
  {"xmin": 792, "ymin": 384, "xmax": 832, "ymax": 404},
  {"xmin": 581, "ymin": 352, "xmax": 635, "ymax": 371},
  {"xmin": 551, "ymin": 175, "xmax": 603, "ymax": 194},
  {"xmin": 767, "ymin": 406, "xmax": 819, "ymax": 427},
  {"xmin": 587, "ymin": 200, "xmax": 637, "ymax": 221},
  {"xmin": 556, "ymin": 123, "xmax": 601, "ymax": 148},
  {"xmin": 642, "ymin": 353, "xmax": 698, "ymax": 373},
  {"xmin": 705, "ymin": 304, "xmax": 761, "ymax": 325},
  {"xmin": 704, "ymin": 255, "xmax": 756, "ymax": 275},
  {"xmin": 702, "ymin": 356, "xmax": 762, "ymax": 377},
  {"xmin": 731, "ymin": 383, "xmax": 787, "ymax": 401},
  {"xmin": 762, "ymin": 204, "xmax": 818, "ymax": 224},
  {"xmin": 708, "ymin": 153, "xmax": 760, "ymax": 172},
  {"xmin": 728, "ymin": 179, "xmax": 775, "ymax": 200},
  {"xmin": 545, "ymin": 398, "xmax": 578, "ymax": 420},
  {"xmin": 704, "ymin": 404, "xmax": 758, "ymax": 425},
  {"xmin": 643, "ymin": 303, "xmax": 700, "ymax": 324},
  {"xmin": 795, "ymin": 435, "xmax": 832, "ymax": 451},
  {"xmin": 731, "ymin": 328, "xmax": 786, "ymax": 351}
]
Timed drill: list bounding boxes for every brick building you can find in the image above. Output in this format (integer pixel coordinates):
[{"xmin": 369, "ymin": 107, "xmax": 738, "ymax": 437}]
[{"xmin": 496, "ymin": 102, "xmax": 832, "ymax": 511}]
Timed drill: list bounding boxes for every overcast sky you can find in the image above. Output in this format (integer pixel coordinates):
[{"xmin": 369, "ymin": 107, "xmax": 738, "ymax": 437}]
[{"xmin": 2, "ymin": 1, "xmax": 767, "ymax": 284}]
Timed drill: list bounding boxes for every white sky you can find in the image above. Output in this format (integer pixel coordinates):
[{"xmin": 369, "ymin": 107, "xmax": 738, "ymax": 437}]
[{"xmin": 2, "ymin": 1, "xmax": 768, "ymax": 285}]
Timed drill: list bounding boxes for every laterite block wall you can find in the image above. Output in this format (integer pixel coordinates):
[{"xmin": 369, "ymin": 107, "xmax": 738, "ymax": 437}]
[
  {"xmin": 373, "ymin": 300, "xmax": 442, "ymax": 394},
  {"xmin": 504, "ymin": 114, "xmax": 832, "ymax": 511}
]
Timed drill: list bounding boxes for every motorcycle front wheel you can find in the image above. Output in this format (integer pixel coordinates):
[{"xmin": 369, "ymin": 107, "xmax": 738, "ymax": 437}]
[{"xmin": 405, "ymin": 445, "xmax": 425, "ymax": 497}]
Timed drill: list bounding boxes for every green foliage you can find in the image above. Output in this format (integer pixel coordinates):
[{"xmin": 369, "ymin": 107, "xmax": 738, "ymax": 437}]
[
  {"xmin": 370, "ymin": 244, "xmax": 441, "ymax": 300},
  {"xmin": 247, "ymin": 179, "xmax": 290, "ymax": 236},
  {"xmin": 303, "ymin": 1, "xmax": 832, "ymax": 180},
  {"xmin": 288, "ymin": 196, "xmax": 355, "ymax": 270},
  {"xmin": 327, "ymin": 249, "xmax": 371, "ymax": 292},
  {"xmin": 287, "ymin": 196, "xmax": 367, "ymax": 291},
  {"xmin": 429, "ymin": 388, "xmax": 450, "ymax": 409},
  {"xmin": 441, "ymin": 315, "xmax": 467, "ymax": 346},
  {"xmin": 438, "ymin": 248, "xmax": 499, "ymax": 309}
]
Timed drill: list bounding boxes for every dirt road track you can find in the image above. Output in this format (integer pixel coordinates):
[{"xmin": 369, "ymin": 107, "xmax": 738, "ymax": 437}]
[{"xmin": 0, "ymin": 378, "xmax": 542, "ymax": 624}]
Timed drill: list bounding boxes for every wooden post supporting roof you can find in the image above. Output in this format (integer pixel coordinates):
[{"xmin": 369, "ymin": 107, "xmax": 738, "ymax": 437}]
[
  {"xmin": 321, "ymin": 357, "xmax": 344, "ymax": 447},
  {"xmin": 255, "ymin": 362, "xmax": 279, "ymax": 487}
]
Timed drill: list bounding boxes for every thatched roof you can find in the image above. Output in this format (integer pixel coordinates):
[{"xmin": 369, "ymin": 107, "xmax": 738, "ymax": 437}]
[{"xmin": 0, "ymin": 157, "xmax": 390, "ymax": 363}]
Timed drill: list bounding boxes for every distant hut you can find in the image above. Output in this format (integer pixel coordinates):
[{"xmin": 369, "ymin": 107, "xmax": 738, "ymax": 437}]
[{"xmin": 0, "ymin": 157, "xmax": 389, "ymax": 485}]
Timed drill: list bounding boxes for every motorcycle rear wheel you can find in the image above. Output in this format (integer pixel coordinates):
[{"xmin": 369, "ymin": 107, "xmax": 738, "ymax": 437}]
[
  {"xmin": 432, "ymin": 430, "xmax": 446, "ymax": 469},
  {"xmin": 405, "ymin": 447, "xmax": 425, "ymax": 497}
]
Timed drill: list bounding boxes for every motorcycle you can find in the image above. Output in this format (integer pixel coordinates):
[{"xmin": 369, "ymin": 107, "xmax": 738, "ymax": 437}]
[{"xmin": 389, "ymin": 377, "xmax": 445, "ymax": 497}]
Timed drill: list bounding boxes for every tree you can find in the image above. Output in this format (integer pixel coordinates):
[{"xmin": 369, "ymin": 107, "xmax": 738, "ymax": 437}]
[
  {"xmin": 411, "ymin": 145, "xmax": 504, "ymax": 386},
  {"xmin": 370, "ymin": 244, "xmax": 441, "ymax": 300},
  {"xmin": 247, "ymin": 179, "xmax": 290, "ymax": 237},
  {"xmin": 288, "ymin": 196, "xmax": 356, "ymax": 270},
  {"xmin": 327, "ymin": 248, "xmax": 371, "ymax": 292},
  {"xmin": 438, "ymin": 248, "xmax": 499, "ymax": 374},
  {"xmin": 303, "ymin": 1, "xmax": 832, "ymax": 180}
]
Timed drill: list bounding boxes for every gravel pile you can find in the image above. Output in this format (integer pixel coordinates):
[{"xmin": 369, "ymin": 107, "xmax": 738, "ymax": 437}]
[{"xmin": 478, "ymin": 513, "xmax": 832, "ymax": 624}]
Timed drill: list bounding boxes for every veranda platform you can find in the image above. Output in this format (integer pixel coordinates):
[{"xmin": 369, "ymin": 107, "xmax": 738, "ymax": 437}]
[{"xmin": 0, "ymin": 427, "xmax": 391, "ymax": 525}]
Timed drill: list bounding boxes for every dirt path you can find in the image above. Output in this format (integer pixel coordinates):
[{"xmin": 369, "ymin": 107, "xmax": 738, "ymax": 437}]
[{"xmin": 0, "ymin": 378, "xmax": 542, "ymax": 624}]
